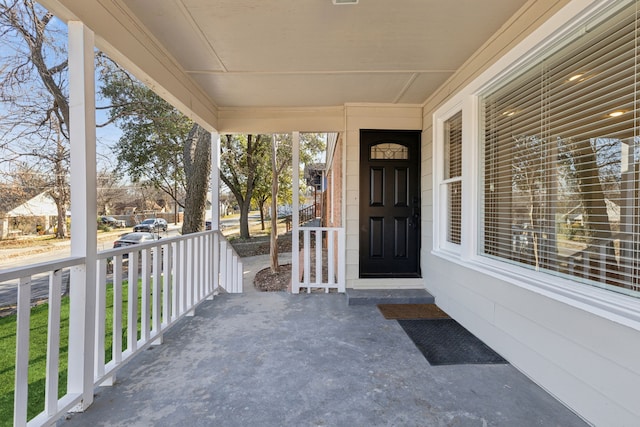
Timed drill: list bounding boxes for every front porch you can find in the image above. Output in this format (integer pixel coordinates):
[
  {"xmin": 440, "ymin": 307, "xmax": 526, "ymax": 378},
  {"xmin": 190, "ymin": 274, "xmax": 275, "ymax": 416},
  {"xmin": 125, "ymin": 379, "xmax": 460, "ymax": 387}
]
[{"xmin": 56, "ymin": 254, "xmax": 586, "ymax": 427}]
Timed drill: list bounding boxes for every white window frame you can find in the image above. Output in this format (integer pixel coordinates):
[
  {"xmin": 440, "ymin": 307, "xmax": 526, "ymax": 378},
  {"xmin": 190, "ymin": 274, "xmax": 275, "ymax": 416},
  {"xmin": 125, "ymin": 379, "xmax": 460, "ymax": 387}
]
[
  {"xmin": 434, "ymin": 103, "xmax": 463, "ymax": 254},
  {"xmin": 431, "ymin": 0, "xmax": 640, "ymax": 329}
]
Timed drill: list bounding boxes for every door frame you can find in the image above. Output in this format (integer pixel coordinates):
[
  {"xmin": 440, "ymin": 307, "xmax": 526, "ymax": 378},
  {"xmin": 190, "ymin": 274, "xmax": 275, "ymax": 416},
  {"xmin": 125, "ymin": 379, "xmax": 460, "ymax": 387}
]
[{"xmin": 359, "ymin": 129, "xmax": 422, "ymax": 278}]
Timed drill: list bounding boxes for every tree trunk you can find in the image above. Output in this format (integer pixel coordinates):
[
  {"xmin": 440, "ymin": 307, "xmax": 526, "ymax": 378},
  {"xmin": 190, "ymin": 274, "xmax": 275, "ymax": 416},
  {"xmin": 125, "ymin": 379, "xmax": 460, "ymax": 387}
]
[
  {"xmin": 55, "ymin": 201, "xmax": 66, "ymax": 238},
  {"xmin": 181, "ymin": 125, "xmax": 211, "ymax": 235},
  {"xmin": 239, "ymin": 198, "xmax": 251, "ymax": 239},
  {"xmin": 52, "ymin": 133, "xmax": 68, "ymax": 239},
  {"xmin": 259, "ymin": 201, "xmax": 266, "ymax": 230}
]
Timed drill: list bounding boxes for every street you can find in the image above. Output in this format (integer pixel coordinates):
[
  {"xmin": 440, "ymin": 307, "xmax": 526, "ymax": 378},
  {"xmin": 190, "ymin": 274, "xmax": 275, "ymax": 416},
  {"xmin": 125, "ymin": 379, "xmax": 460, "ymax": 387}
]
[
  {"xmin": 0, "ymin": 213, "xmax": 265, "ymax": 311},
  {"xmin": 0, "ymin": 225, "xmax": 183, "ymax": 311}
]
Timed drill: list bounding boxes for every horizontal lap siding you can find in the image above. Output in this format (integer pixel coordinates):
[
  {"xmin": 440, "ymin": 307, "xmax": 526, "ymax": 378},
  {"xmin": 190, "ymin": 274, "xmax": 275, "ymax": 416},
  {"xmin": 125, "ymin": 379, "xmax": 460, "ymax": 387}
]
[{"xmin": 421, "ymin": 0, "xmax": 640, "ymax": 424}]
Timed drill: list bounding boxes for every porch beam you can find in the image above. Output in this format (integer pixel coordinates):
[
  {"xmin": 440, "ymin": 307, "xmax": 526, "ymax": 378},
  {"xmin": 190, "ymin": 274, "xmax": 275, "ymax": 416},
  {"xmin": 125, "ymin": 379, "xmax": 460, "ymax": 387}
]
[{"xmin": 67, "ymin": 21, "xmax": 97, "ymax": 411}]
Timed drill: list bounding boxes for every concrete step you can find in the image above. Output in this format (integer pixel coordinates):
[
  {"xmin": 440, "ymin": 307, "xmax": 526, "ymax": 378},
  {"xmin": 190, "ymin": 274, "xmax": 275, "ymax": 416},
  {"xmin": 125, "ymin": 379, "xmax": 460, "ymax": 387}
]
[{"xmin": 346, "ymin": 288, "xmax": 435, "ymax": 306}]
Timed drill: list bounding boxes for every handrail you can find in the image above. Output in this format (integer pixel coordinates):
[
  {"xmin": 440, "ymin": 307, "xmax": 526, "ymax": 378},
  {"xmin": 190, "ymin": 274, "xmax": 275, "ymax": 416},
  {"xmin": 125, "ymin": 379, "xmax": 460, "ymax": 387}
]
[
  {"xmin": 3, "ymin": 229, "xmax": 242, "ymax": 427},
  {"xmin": 285, "ymin": 204, "xmax": 316, "ymax": 232}
]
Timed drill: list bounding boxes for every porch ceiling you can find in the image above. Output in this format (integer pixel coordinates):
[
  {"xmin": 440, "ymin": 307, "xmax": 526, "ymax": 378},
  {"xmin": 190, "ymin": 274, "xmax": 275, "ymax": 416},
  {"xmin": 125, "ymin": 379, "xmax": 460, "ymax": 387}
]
[{"xmin": 45, "ymin": 0, "xmax": 528, "ymax": 110}]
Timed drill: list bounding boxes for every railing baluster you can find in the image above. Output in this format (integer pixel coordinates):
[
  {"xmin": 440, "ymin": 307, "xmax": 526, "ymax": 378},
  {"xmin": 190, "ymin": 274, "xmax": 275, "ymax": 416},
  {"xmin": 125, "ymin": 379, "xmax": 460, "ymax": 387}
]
[
  {"xmin": 152, "ymin": 246, "xmax": 162, "ymax": 343},
  {"xmin": 328, "ymin": 230, "xmax": 335, "ymax": 287},
  {"xmin": 171, "ymin": 241, "xmax": 179, "ymax": 321},
  {"xmin": 304, "ymin": 229, "xmax": 311, "ymax": 292},
  {"xmin": 226, "ymin": 247, "xmax": 233, "ymax": 293},
  {"xmin": 113, "ymin": 254, "xmax": 123, "ymax": 366},
  {"xmin": 95, "ymin": 260, "xmax": 107, "ymax": 379},
  {"xmin": 45, "ymin": 270, "xmax": 62, "ymax": 416},
  {"xmin": 163, "ymin": 242, "xmax": 172, "ymax": 326},
  {"xmin": 338, "ymin": 229, "xmax": 346, "ymax": 292},
  {"xmin": 213, "ymin": 232, "xmax": 220, "ymax": 293},
  {"xmin": 128, "ymin": 250, "xmax": 139, "ymax": 353},
  {"xmin": 200, "ymin": 235, "xmax": 206, "ymax": 299},
  {"xmin": 180, "ymin": 239, "xmax": 188, "ymax": 315},
  {"xmin": 220, "ymin": 239, "xmax": 228, "ymax": 290},
  {"xmin": 315, "ymin": 229, "xmax": 322, "ymax": 287},
  {"xmin": 141, "ymin": 248, "xmax": 151, "ymax": 342},
  {"xmin": 186, "ymin": 239, "xmax": 194, "ymax": 316},
  {"xmin": 14, "ymin": 276, "xmax": 31, "ymax": 427},
  {"xmin": 237, "ymin": 260, "xmax": 243, "ymax": 292},
  {"xmin": 232, "ymin": 254, "xmax": 239, "ymax": 293}
]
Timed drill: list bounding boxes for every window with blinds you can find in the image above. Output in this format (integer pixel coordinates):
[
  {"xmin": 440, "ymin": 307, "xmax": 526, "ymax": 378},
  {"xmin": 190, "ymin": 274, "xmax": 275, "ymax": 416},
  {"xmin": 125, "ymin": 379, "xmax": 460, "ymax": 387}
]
[
  {"xmin": 481, "ymin": 0, "xmax": 640, "ymax": 298},
  {"xmin": 444, "ymin": 111, "xmax": 462, "ymax": 245}
]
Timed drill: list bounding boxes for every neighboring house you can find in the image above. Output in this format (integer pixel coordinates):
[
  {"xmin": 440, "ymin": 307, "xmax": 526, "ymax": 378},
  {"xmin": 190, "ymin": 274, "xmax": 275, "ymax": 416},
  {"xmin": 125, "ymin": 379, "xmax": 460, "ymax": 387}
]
[
  {"xmin": 7, "ymin": 1, "xmax": 640, "ymax": 425},
  {"xmin": 1, "ymin": 192, "xmax": 59, "ymax": 239}
]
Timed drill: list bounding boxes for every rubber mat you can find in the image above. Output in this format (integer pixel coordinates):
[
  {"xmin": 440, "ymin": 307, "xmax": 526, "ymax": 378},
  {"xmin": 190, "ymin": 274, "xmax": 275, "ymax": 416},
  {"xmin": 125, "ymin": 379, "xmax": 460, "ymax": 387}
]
[{"xmin": 398, "ymin": 319, "xmax": 508, "ymax": 366}]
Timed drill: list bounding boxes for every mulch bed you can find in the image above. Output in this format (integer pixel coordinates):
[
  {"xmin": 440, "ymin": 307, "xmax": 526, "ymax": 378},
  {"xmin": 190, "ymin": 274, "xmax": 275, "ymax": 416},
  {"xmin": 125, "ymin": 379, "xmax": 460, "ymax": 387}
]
[
  {"xmin": 254, "ymin": 264, "xmax": 292, "ymax": 291},
  {"xmin": 228, "ymin": 233, "xmax": 294, "ymax": 292}
]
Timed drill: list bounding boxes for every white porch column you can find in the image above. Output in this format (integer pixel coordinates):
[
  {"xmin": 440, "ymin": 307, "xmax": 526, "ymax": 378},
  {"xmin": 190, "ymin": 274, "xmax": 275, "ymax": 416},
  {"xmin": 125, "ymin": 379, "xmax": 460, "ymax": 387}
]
[
  {"xmin": 210, "ymin": 132, "xmax": 220, "ymax": 297},
  {"xmin": 210, "ymin": 132, "xmax": 220, "ymax": 230},
  {"xmin": 291, "ymin": 131, "xmax": 300, "ymax": 294},
  {"xmin": 67, "ymin": 22, "xmax": 97, "ymax": 411}
]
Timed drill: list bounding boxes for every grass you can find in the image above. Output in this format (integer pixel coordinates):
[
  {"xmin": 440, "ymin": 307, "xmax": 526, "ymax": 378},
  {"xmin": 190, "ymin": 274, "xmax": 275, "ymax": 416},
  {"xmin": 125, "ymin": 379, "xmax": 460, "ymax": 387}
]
[{"xmin": 0, "ymin": 279, "xmax": 150, "ymax": 426}]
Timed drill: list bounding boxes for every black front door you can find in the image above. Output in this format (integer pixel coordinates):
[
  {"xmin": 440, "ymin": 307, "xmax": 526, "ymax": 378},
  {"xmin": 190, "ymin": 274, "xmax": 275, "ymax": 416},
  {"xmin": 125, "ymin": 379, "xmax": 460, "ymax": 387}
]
[{"xmin": 359, "ymin": 130, "xmax": 421, "ymax": 278}]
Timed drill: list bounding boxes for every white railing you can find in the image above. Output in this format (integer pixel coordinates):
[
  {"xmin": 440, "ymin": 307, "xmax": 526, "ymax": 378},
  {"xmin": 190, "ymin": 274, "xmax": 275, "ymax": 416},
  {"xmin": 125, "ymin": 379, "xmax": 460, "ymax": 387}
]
[
  {"xmin": 292, "ymin": 227, "xmax": 345, "ymax": 294},
  {"xmin": 0, "ymin": 230, "xmax": 242, "ymax": 427}
]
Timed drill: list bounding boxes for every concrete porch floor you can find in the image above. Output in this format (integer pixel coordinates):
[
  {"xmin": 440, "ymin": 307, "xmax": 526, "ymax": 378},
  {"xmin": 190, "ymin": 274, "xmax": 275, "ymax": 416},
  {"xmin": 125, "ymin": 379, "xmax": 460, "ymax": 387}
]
[{"xmin": 57, "ymin": 254, "xmax": 587, "ymax": 427}]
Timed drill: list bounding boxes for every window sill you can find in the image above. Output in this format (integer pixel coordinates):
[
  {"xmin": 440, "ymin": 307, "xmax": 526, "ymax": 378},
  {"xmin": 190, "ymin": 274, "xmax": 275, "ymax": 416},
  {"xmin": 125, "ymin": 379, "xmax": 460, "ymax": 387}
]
[{"xmin": 431, "ymin": 249, "xmax": 640, "ymax": 332}]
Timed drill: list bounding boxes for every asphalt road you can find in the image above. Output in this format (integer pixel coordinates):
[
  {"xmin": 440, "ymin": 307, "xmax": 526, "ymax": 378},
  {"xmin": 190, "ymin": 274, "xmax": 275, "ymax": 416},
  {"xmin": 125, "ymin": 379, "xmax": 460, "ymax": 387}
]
[
  {"xmin": 0, "ymin": 215, "xmax": 258, "ymax": 311},
  {"xmin": 0, "ymin": 226, "xmax": 182, "ymax": 311}
]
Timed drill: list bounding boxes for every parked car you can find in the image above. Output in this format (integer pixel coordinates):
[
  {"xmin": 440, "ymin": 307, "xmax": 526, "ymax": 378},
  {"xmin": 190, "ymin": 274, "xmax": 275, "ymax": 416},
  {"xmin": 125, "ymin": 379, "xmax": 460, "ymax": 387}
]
[
  {"xmin": 113, "ymin": 232, "xmax": 161, "ymax": 249},
  {"xmin": 205, "ymin": 220, "xmax": 226, "ymax": 231},
  {"xmin": 100, "ymin": 216, "xmax": 126, "ymax": 228},
  {"xmin": 133, "ymin": 218, "xmax": 168, "ymax": 232}
]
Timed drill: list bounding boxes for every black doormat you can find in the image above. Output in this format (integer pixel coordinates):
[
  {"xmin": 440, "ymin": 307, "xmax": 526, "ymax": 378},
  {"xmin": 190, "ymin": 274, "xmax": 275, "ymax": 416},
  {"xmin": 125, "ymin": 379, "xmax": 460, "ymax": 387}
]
[{"xmin": 398, "ymin": 319, "xmax": 508, "ymax": 366}]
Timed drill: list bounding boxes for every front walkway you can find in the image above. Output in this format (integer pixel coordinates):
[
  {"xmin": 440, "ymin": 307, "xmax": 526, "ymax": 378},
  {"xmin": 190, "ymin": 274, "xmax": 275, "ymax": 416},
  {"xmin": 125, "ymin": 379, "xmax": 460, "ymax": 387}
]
[{"xmin": 57, "ymin": 254, "xmax": 587, "ymax": 427}]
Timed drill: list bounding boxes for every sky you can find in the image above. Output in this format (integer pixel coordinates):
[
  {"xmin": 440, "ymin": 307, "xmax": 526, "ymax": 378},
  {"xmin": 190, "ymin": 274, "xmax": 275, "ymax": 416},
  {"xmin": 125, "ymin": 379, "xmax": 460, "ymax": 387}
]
[{"xmin": 0, "ymin": 6, "xmax": 122, "ymax": 177}]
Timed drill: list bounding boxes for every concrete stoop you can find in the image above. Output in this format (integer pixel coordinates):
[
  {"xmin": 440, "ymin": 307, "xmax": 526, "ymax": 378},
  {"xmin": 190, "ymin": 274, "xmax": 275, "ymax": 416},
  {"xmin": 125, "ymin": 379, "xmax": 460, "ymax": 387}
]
[{"xmin": 345, "ymin": 288, "xmax": 435, "ymax": 306}]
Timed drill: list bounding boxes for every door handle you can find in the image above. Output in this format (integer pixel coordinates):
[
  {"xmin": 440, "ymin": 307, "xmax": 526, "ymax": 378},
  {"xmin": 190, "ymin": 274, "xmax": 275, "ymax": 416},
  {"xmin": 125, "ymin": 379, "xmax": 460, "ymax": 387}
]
[{"xmin": 410, "ymin": 196, "xmax": 421, "ymax": 229}]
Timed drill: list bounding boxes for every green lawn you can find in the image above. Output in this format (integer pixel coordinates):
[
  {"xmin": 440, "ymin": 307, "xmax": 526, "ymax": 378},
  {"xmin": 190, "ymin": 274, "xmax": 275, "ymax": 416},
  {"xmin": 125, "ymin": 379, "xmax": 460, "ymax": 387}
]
[{"xmin": 0, "ymin": 279, "xmax": 151, "ymax": 426}]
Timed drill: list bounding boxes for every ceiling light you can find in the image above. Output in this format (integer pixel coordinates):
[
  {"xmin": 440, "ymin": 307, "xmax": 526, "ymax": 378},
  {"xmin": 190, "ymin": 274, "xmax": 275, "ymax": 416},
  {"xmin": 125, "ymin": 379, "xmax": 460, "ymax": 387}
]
[
  {"xmin": 568, "ymin": 73, "xmax": 584, "ymax": 82},
  {"xmin": 608, "ymin": 111, "xmax": 625, "ymax": 117},
  {"xmin": 502, "ymin": 111, "xmax": 516, "ymax": 117},
  {"xmin": 333, "ymin": 0, "xmax": 358, "ymax": 4}
]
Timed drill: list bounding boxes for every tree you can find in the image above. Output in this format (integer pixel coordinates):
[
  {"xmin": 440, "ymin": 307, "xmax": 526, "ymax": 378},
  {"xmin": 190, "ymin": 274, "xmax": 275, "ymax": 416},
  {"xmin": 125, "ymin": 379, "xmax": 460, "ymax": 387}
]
[
  {"xmin": 0, "ymin": 0, "xmax": 70, "ymax": 238},
  {"xmin": 99, "ymin": 62, "xmax": 190, "ymax": 211},
  {"xmin": 219, "ymin": 134, "xmax": 270, "ymax": 239},
  {"xmin": 96, "ymin": 168, "xmax": 125, "ymax": 215}
]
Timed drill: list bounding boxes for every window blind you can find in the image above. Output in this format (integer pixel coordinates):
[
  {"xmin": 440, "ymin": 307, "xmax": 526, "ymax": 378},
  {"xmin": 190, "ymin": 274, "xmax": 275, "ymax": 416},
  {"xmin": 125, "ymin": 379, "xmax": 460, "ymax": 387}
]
[
  {"xmin": 481, "ymin": 0, "xmax": 640, "ymax": 297},
  {"xmin": 445, "ymin": 111, "xmax": 462, "ymax": 245}
]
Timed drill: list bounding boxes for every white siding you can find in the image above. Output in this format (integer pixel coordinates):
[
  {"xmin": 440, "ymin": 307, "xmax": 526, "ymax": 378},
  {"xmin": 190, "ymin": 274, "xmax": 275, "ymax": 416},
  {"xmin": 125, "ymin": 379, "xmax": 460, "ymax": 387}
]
[{"xmin": 423, "ymin": 0, "xmax": 640, "ymax": 424}]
